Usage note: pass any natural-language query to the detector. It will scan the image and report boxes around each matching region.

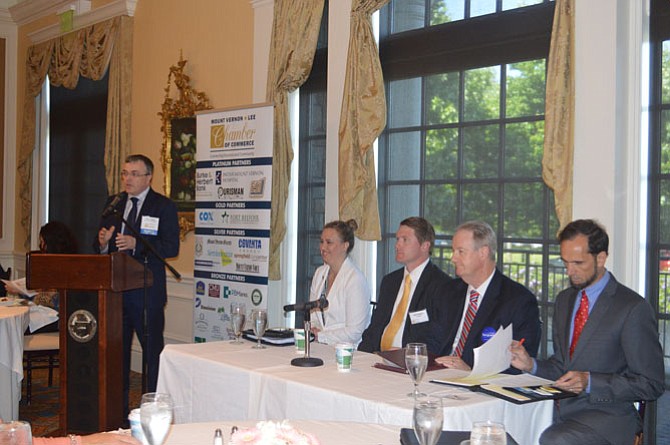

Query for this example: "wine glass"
[405,342,428,398]
[230,303,246,344]
[470,420,507,445]
[140,392,173,445]
[0,420,33,445]
[251,309,268,349]
[413,396,443,445]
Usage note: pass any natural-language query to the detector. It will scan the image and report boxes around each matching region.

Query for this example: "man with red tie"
[434,220,541,370]
[511,219,665,445]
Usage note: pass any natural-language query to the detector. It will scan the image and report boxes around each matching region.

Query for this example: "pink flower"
[230,428,262,444]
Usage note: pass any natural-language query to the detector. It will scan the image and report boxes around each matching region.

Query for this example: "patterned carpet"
[19,368,142,437]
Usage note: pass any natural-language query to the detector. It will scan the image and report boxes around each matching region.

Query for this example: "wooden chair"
[0,265,10,296]
[23,332,60,405]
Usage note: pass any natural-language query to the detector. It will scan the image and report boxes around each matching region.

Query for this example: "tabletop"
[157,340,552,444]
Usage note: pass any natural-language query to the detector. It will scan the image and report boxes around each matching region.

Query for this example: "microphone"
[101,191,127,218]
[283,296,329,313]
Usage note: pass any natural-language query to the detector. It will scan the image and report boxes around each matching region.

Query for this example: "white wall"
[573,0,647,291]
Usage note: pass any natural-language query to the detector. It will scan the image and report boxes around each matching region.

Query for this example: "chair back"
[0,264,11,296]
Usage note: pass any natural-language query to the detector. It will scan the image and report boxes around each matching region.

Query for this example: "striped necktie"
[454,290,479,357]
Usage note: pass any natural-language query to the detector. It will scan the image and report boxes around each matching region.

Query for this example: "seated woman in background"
[308,219,371,346]
[4,221,78,333]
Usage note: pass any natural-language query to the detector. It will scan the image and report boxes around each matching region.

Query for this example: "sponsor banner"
[193,104,273,342]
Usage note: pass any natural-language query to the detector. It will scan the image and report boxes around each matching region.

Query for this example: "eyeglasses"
[121,171,151,178]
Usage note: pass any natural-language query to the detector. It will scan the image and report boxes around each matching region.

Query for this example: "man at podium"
[94,154,180,417]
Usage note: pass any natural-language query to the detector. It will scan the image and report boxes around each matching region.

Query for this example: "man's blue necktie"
[123,197,139,235]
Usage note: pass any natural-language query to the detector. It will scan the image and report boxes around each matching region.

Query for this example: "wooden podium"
[26,252,153,434]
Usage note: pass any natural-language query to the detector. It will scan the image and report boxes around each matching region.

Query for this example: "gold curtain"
[17,16,133,247]
[542,0,574,230]
[338,0,388,241]
[266,0,325,280]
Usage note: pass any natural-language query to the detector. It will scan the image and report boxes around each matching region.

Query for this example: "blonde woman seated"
[308,220,371,346]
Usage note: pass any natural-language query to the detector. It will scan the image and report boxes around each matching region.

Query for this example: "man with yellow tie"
[358,217,452,354]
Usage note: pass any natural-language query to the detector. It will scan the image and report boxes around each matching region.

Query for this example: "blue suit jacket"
[435,269,541,367]
[358,261,451,355]
[535,275,665,445]
[94,188,180,305]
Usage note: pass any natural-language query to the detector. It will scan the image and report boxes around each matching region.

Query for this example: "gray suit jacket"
[536,274,665,445]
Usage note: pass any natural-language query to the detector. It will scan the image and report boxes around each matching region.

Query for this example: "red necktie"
[569,290,589,358]
[454,290,479,357]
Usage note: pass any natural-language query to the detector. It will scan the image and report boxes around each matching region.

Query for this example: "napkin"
[29,304,59,333]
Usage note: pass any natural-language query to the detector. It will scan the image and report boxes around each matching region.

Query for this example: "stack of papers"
[428,324,576,404]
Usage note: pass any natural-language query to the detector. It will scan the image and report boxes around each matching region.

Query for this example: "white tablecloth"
[157,341,552,444]
[164,420,400,445]
[0,306,30,420]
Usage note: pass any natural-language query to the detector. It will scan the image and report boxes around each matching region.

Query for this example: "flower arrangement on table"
[230,421,320,445]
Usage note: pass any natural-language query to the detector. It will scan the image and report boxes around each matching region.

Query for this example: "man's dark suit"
[535,274,664,445]
[94,188,179,413]
[435,269,541,366]
[358,261,451,354]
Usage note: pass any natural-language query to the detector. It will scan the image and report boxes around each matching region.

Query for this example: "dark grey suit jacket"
[358,261,451,354]
[535,274,665,445]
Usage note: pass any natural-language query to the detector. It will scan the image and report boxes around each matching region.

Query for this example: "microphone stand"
[290,310,323,367]
[111,208,182,393]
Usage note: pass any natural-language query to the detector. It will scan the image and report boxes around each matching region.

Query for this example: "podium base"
[291,357,323,367]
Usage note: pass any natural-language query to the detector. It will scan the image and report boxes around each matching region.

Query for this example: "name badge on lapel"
[140,216,159,235]
[409,309,429,324]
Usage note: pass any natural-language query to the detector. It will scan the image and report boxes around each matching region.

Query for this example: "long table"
[156,341,553,445]
[0,305,30,420]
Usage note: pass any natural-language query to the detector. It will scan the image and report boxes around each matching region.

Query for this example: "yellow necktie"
[380,274,412,351]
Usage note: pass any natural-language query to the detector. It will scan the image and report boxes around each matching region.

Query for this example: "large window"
[377,0,561,357]
[296,8,328,315]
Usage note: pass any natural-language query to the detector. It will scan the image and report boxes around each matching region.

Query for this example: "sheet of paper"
[468,324,513,378]
[485,373,554,387]
[1,277,37,297]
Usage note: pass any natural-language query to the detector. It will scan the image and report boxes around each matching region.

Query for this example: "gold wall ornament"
[159,52,212,240]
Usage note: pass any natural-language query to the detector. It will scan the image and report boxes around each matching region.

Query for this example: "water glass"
[413,396,443,445]
[230,302,246,344]
[140,392,174,445]
[405,342,428,397]
[470,420,507,445]
[0,420,33,445]
[251,309,268,349]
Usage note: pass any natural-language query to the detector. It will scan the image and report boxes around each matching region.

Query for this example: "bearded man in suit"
[510,219,665,445]
[95,154,180,417]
